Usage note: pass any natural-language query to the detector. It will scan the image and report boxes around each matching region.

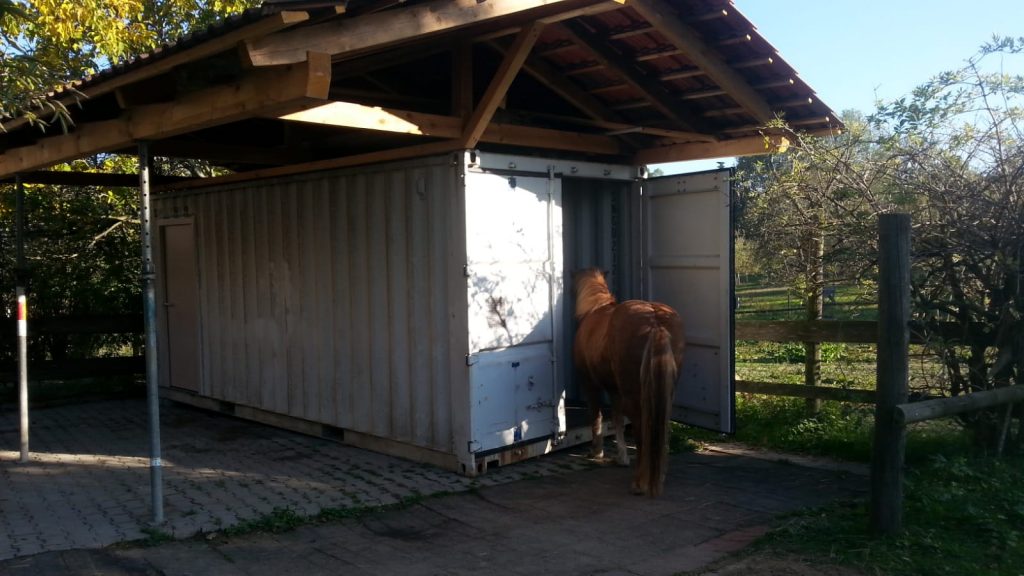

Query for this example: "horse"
[572,268,685,497]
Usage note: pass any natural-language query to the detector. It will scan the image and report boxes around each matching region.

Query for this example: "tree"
[737,37,1024,448]
[1,0,260,129]
[872,37,1024,448]
[0,1,259,364]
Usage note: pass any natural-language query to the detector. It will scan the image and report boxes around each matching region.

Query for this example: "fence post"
[15,175,29,463]
[871,213,911,535]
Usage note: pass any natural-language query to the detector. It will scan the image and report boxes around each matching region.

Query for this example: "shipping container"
[154,150,734,475]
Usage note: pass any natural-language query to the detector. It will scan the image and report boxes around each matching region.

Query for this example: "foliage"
[0,0,261,129]
[737,38,1024,449]
[757,456,1024,576]
[0,2,259,363]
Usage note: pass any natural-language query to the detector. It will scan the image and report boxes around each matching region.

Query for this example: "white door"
[465,170,565,453]
[642,169,735,433]
[159,220,201,392]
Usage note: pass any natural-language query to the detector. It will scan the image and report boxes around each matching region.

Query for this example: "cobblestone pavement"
[1,399,868,575]
[0,399,592,560]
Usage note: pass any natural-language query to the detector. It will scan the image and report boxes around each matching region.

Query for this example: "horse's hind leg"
[612,405,630,466]
[584,384,604,459]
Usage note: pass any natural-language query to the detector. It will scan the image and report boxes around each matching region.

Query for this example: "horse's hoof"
[630,483,648,496]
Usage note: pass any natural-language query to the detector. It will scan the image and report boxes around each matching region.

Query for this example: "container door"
[465,170,564,453]
[159,220,201,392]
[642,169,734,433]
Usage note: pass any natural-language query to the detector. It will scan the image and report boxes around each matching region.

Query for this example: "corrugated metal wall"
[155,155,466,452]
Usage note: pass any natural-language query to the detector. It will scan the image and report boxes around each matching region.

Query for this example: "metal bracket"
[466,354,479,366]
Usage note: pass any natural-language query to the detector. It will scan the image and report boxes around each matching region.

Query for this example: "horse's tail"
[638,324,678,497]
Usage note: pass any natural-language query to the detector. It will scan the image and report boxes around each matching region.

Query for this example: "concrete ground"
[1,399,867,575]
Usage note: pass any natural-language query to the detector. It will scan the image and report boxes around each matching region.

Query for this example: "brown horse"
[572,268,684,496]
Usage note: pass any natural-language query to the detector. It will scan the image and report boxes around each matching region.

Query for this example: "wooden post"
[870,213,911,536]
[804,227,825,414]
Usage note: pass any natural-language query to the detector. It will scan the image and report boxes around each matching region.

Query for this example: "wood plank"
[275,101,624,154]
[736,320,877,344]
[146,139,308,165]
[0,171,188,187]
[896,386,1024,425]
[736,380,876,404]
[461,22,545,148]
[0,55,332,178]
[245,0,612,66]
[158,141,461,192]
[634,134,789,163]
[559,19,706,132]
[2,10,312,133]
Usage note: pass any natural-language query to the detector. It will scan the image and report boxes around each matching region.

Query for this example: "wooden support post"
[804,228,825,414]
[870,213,911,536]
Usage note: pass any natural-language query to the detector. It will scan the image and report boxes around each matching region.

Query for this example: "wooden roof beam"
[559,20,706,132]
[2,10,313,133]
[273,101,624,155]
[625,0,774,123]
[461,22,544,148]
[0,171,189,187]
[635,133,790,164]
[244,0,622,67]
[0,54,332,178]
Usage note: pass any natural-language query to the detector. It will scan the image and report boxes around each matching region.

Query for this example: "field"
[676,283,1024,576]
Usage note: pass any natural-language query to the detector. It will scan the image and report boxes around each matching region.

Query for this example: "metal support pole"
[15,175,29,463]
[139,142,164,524]
[871,213,911,536]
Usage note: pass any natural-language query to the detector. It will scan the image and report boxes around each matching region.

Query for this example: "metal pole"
[15,175,29,463]
[139,142,164,524]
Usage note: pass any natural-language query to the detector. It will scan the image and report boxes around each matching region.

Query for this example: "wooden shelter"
[0,0,840,479]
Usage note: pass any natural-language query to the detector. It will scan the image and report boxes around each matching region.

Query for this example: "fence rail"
[0,314,144,382]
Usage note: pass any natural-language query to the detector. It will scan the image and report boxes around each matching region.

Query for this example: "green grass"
[757,456,1024,576]
[679,283,1019,575]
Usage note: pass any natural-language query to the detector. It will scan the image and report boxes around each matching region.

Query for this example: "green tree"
[1,0,259,364]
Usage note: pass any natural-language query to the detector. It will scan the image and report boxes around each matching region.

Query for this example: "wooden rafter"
[244,0,616,67]
[273,101,623,155]
[144,139,310,165]
[0,171,189,187]
[559,19,706,132]
[626,0,773,123]
[2,11,313,133]
[158,141,462,192]
[0,55,332,178]
[634,133,789,164]
[461,23,545,148]
[489,41,611,124]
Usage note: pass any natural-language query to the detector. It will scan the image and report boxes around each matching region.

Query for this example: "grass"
[756,456,1024,576]
[683,282,1022,575]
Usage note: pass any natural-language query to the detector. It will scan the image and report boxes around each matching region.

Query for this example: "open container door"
[642,169,735,433]
[464,166,565,454]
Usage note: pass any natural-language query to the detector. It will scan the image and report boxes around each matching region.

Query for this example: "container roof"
[0,0,841,185]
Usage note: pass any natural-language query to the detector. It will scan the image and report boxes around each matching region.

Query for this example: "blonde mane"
[574,268,617,320]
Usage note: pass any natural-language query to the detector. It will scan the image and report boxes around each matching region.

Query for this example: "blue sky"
[653,0,1023,173]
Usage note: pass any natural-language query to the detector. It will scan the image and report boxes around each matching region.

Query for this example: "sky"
[652,0,1023,174]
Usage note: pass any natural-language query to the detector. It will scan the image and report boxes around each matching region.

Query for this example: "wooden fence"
[735,215,1022,536]
[0,314,144,382]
